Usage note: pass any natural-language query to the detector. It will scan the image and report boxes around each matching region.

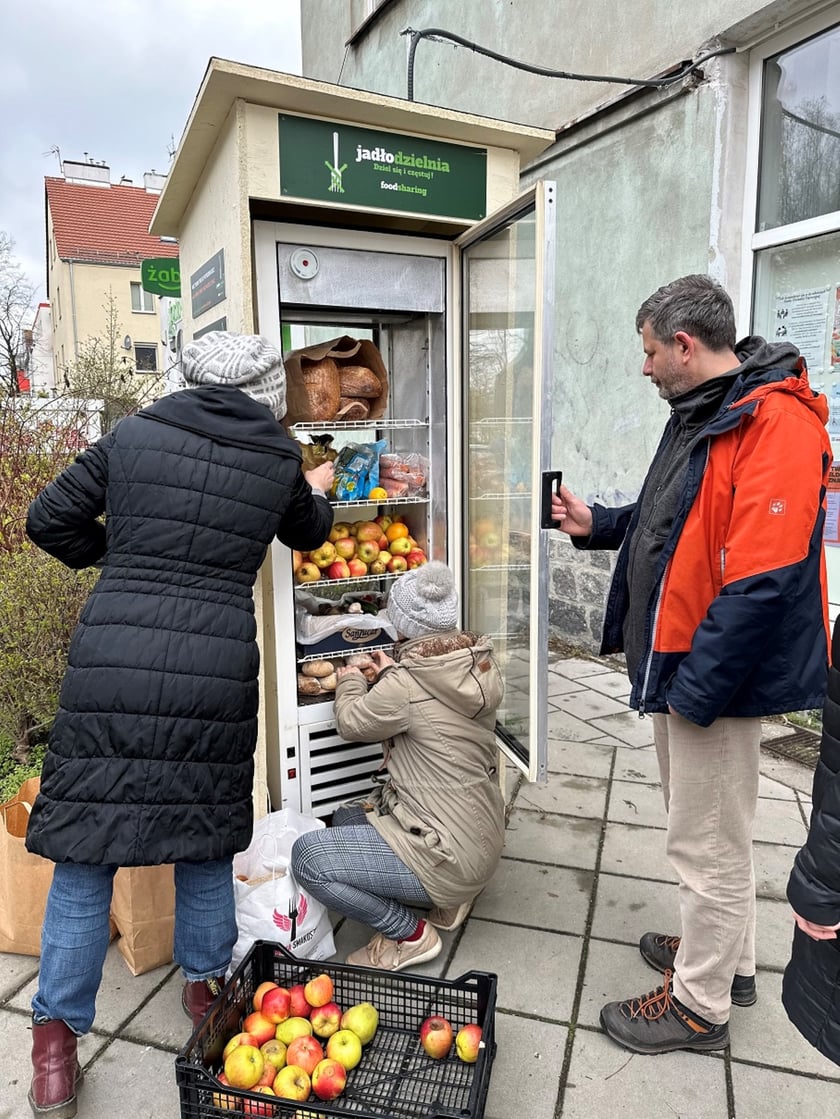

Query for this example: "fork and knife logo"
[273,893,308,941]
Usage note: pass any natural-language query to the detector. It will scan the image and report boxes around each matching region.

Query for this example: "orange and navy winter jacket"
[588,352,831,727]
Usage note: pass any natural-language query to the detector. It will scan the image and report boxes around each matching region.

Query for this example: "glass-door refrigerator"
[253,181,556,817]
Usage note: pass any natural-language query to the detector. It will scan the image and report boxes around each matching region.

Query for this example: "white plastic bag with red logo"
[230,806,335,973]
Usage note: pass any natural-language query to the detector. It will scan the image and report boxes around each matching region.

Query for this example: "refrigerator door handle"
[539,470,563,530]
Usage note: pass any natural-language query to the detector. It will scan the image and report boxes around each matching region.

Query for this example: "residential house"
[45,160,178,394]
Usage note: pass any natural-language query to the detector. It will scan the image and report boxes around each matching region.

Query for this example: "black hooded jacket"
[25,387,332,866]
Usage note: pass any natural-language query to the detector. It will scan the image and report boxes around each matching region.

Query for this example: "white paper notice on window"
[773,286,831,373]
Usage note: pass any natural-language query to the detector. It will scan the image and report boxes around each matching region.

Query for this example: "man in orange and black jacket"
[553,273,831,1057]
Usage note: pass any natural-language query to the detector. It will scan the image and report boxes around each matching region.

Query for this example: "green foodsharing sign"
[278,115,486,220]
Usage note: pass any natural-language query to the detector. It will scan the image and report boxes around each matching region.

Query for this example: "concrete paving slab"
[81,1037,181,1119]
[483,1011,567,1119]
[447,921,582,1022]
[759,752,816,794]
[562,1026,728,1118]
[546,674,588,697]
[502,808,601,870]
[472,858,592,936]
[553,690,630,721]
[755,897,798,971]
[0,954,38,1001]
[515,774,607,820]
[546,707,608,741]
[577,938,652,1028]
[552,658,612,679]
[546,737,613,777]
[119,967,198,1050]
[729,968,840,1078]
[607,778,667,828]
[600,821,676,883]
[589,711,656,747]
[730,1060,840,1113]
[758,774,798,800]
[612,745,661,784]
[753,795,808,846]
[579,670,632,699]
[591,875,679,944]
[753,839,796,900]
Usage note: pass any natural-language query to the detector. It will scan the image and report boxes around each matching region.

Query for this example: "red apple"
[310,542,337,568]
[224,1043,265,1089]
[355,521,382,542]
[243,1086,276,1116]
[257,1060,277,1088]
[385,554,408,573]
[356,540,380,564]
[288,984,312,1019]
[272,1064,311,1102]
[311,1058,347,1101]
[260,986,291,1025]
[419,1016,453,1059]
[295,562,321,584]
[310,1001,342,1039]
[347,557,368,577]
[377,534,390,551]
[455,1023,482,1062]
[326,559,351,580]
[286,1034,324,1075]
[253,981,279,1013]
[303,974,334,1008]
[242,1011,277,1046]
[406,549,427,569]
[211,1072,237,1111]
[374,514,393,530]
[223,1032,260,1061]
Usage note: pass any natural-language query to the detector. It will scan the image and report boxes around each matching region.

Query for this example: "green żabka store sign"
[278,115,487,220]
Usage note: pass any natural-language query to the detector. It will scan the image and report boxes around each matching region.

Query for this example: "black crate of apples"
[176,940,497,1119]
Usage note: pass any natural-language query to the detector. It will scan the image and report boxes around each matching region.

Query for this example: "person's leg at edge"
[32,862,117,1034]
[175,858,238,1026]
[666,712,761,1024]
[30,862,116,1117]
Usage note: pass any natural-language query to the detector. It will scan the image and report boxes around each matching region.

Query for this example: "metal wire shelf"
[292,418,427,431]
[297,642,396,664]
[331,495,428,508]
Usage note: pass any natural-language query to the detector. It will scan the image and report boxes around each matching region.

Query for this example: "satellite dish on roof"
[123,335,132,350]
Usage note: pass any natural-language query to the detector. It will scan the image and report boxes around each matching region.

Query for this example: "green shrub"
[0,544,96,757]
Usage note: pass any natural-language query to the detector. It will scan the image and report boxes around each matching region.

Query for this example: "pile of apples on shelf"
[211,972,379,1112]
[294,514,427,583]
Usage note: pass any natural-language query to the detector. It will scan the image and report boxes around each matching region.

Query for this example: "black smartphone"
[540,471,563,530]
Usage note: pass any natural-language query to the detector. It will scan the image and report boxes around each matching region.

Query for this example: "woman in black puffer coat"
[783,616,840,1066]
[24,332,333,1119]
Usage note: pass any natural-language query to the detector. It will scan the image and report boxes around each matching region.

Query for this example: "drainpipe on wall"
[68,259,79,360]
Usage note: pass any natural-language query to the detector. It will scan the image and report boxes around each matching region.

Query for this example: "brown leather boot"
[182,975,226,1029]
[29,1019,83,1119]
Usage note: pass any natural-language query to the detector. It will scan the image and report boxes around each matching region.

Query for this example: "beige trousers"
[652,711,761,1024]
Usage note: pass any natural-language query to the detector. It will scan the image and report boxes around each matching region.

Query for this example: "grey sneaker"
[639,932,757,1007]
[427,899,474,931]
[346,922,441,971]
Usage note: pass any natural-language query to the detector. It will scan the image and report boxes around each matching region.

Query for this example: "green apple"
[275,1016,314,1045]
[325,1028,362,1070]
[339,1002,379,1045]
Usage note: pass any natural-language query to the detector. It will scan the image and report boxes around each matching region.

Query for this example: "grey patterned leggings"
[290,805,434,940]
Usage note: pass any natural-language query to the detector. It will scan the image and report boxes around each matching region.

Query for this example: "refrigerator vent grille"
[300,719,382,819]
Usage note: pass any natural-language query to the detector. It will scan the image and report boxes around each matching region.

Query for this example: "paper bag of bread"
[283,336,389,425]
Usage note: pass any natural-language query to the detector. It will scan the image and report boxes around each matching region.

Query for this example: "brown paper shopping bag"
[0,777,54,956]
[111,865,175,976]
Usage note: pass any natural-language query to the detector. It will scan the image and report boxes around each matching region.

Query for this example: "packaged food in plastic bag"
[379,452,428,495]
[332,438,387,501]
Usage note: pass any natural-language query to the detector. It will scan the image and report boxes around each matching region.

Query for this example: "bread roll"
[319,672,338,691]
[297,674,322,696]
[339,365,381,399]
[302,660,334,678]
[301,357,341,421]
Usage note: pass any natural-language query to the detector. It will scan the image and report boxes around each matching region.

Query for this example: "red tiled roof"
[45,177,179,266]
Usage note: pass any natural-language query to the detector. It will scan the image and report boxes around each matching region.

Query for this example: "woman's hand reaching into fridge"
[371,649,396,673]
[305,461,335,494]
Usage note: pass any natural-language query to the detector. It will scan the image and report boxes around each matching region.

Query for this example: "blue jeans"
[32,859,237,1035]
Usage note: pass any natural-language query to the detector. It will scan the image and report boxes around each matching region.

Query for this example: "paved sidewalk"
[2,653,839,1118]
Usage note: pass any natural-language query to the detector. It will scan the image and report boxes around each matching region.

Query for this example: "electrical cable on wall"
[400,27,736,103]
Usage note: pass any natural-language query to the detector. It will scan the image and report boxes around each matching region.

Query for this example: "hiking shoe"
[346,922,441,972]
[427,899,474,931]
[600,971,730,1055]
[639,932,757,1007]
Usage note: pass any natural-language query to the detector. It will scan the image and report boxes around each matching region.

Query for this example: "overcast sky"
[1,0,303,299]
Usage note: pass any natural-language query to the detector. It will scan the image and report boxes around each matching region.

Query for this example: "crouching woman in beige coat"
[291,562,505,971]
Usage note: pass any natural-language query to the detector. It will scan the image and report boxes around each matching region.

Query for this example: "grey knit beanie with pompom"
[181,331,286,420]
[386,561,459,639]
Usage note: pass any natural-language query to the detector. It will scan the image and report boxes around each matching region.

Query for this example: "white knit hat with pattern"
[181,331,286,419]
[386,562,459,639]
